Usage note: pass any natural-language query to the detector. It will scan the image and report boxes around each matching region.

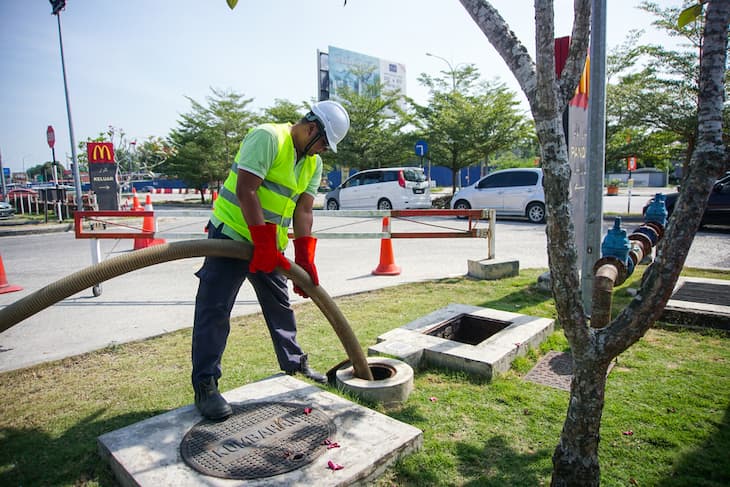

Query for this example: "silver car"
[450,168,546,223]
[0,201,15,219]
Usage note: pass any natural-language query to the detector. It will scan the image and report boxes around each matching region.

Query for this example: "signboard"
[565,42,590,267]
[87,142,119,210]
[627,156,637,172]
[324,46,407,111]
[2,168,9,178]
[415,140,428,157]
[87,142,115,163]
[47,126,55,149]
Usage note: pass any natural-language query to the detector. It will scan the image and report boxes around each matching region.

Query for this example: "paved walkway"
[1,186,725,374]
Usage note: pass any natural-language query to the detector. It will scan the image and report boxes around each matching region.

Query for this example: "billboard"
[319,46,406,103]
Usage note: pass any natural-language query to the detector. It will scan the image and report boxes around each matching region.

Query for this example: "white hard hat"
[310,100,350,153]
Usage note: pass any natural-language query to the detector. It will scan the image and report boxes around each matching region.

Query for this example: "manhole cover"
[180,401,336,480]
[524,351,615,391]
[524,351,573,391]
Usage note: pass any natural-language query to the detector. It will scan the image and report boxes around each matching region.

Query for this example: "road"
[1,200,728,374]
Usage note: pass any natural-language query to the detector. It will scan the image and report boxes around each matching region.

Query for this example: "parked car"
[642,173,730,227]
[325,167,431,210]
[0,201,15,219]
[450,168,546,223]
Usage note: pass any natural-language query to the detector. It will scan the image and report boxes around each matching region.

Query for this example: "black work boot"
[194,377,233,420]
[287,354,327,383]
[299,354,327,383]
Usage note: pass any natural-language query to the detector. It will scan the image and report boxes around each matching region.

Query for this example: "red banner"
[87,142,115,163]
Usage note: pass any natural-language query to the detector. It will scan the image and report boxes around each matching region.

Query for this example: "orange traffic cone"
[0,254,23,294]
[132,188,141,211]
[134,195,166,250]
[372,217,401,275]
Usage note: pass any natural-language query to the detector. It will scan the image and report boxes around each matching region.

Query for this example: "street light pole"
[51,1,83,210]
[426,52,457,91]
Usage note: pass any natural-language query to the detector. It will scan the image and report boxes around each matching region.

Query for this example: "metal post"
[0,149,7,202]
[582,0,607,314]
[55,11,83,210]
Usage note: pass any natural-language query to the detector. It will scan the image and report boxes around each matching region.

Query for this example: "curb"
[0,222,73,237]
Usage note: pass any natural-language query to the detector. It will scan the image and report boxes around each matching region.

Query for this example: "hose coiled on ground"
[0,239,373,380]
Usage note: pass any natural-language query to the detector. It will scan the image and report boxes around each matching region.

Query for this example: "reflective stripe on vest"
[212,123,318,250]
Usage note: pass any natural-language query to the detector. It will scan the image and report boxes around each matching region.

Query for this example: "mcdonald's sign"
[87,142,115,163]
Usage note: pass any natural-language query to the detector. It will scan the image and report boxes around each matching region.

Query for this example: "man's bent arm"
[293,193,315,238]
[237,169,265,227]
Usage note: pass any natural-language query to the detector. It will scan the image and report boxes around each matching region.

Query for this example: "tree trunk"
[458,1,729,486]
[551,359,609,487]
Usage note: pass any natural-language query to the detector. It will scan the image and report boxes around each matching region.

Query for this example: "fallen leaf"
[323,439,341,449]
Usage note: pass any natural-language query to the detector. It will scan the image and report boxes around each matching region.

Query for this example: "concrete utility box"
[369,304,554,380]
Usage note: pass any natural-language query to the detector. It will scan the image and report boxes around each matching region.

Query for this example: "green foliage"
[414,66,533,191]
[261,99,307,124]
[606,1,729,175]
[163,88,257,195]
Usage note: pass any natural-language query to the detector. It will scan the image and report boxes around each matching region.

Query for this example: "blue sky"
[0,0,679,174]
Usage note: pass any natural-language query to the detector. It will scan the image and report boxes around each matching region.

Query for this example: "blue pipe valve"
[645,193,668,226]
[601,217,630,266]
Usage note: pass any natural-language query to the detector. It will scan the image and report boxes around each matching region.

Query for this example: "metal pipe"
[0,239,374,381]
[591,263,619,328]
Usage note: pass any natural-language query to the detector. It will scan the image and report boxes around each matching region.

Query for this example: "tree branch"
[459,1,538,108]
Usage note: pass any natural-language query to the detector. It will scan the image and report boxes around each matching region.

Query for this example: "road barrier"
[73,207,497,294]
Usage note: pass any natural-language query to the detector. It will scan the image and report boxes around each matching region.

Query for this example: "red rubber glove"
[249,224,291,273]
[293,236,318,298]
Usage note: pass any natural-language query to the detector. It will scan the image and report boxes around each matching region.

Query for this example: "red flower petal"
[622,430,634,436]
[303,407,312,415]
[327,460,344,470]
[429,396,438,402]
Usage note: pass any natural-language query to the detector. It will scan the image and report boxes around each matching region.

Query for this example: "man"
[191,100,350,420]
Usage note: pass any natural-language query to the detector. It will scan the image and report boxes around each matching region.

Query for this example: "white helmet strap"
[302,112,327,155]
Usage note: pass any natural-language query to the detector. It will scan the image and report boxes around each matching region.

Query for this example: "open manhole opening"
[180,401,335,480]
[424,313,512,345]
[369,363,396,380]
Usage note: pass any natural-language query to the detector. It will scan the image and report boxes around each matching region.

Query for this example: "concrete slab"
[661,277,730,330]
[98,374,422,486]
[369,304,554,380]
[467,258,519,280]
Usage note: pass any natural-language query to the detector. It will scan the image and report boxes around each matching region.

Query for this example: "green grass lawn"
[0,267,728,486]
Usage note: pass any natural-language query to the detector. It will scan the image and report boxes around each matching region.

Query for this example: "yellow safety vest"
[212,123,319,250]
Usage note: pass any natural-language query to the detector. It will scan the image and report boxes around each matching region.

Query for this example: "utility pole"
[582,0,608,314]
[51,0,83,210]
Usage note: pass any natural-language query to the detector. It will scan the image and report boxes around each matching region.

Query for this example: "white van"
[325,167,431,210]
